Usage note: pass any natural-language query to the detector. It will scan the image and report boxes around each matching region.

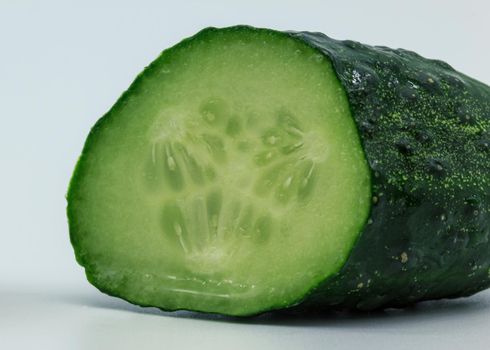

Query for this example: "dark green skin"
[287,31,490,311]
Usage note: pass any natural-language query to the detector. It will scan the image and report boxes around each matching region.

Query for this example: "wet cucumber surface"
[68,26,490,316]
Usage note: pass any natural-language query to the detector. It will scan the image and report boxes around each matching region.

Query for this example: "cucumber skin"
[287,31,490,311]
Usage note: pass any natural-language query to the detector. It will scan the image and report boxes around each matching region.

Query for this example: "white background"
[1,1,490,349]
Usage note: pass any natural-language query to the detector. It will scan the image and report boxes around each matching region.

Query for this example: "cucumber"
[67,26,490,316]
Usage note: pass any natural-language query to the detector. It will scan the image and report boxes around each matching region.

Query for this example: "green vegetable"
[67,26,490,316]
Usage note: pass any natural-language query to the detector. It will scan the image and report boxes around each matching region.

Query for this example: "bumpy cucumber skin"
[287,31,490,311]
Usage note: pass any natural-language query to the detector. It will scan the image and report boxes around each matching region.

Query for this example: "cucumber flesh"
[68,27,371,316]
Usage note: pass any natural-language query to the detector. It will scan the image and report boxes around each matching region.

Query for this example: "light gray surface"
[1,1,489,349]
[2,286,490,350]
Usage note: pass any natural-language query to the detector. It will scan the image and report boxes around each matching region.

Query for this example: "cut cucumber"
[68,26,490,316]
